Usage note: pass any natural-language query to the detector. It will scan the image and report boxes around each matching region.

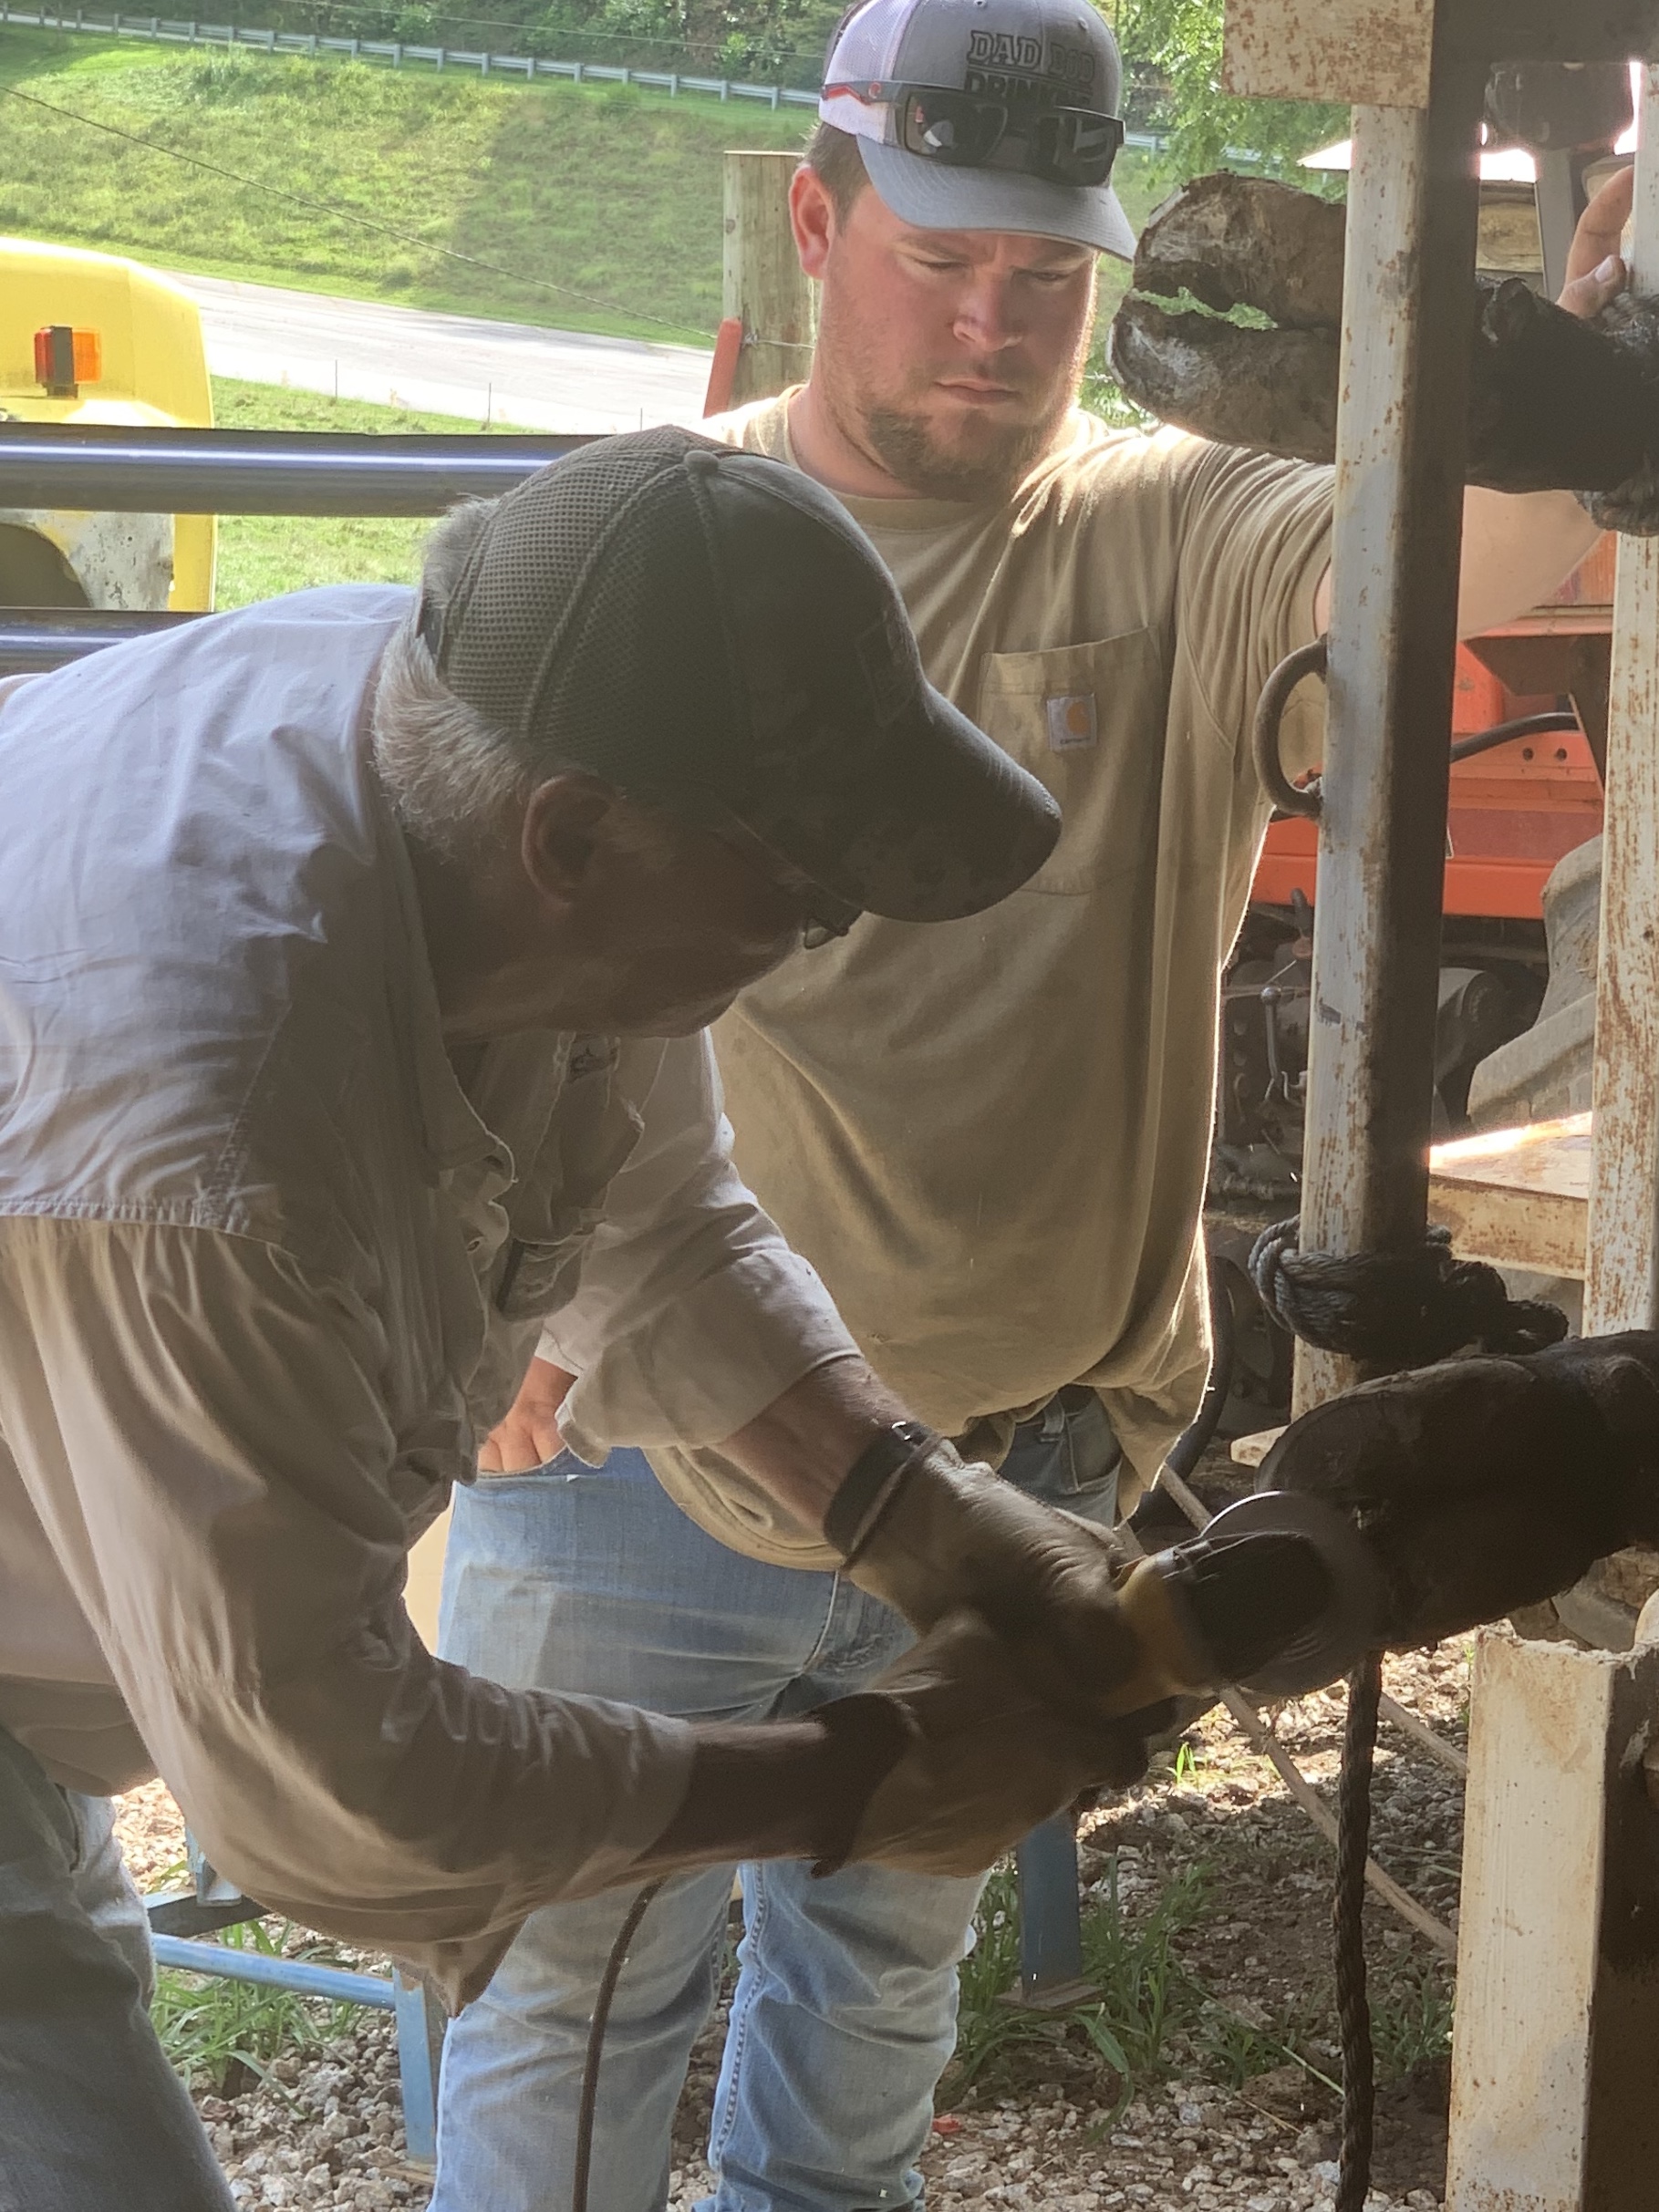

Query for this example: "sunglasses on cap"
[826,79,1125,189]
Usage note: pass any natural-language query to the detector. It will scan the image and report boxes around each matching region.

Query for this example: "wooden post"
[1444,63,1659,2212]
[721,150,814,411]
[1445,1631,1659,2210]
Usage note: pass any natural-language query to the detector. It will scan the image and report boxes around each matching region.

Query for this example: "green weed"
[150,1918,368,2096]
[948,1857,1209,2117]
[1369,1954,1454,2082]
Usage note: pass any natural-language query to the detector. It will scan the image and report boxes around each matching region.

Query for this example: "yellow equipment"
[0,236,214,611]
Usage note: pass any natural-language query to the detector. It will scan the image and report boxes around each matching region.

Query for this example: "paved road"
[171,271,716,434]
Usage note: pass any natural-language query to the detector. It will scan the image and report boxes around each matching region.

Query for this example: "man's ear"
[791,161,836,281]
[520,775,615,910]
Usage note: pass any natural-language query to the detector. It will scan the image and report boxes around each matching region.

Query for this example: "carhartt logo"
[1046,694,1097,752]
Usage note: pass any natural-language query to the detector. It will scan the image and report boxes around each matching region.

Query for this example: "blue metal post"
[1014,1815,1088,2004]
[394,1971,447,2167]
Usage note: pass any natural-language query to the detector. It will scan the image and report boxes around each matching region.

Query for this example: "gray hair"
[372,498,695,873]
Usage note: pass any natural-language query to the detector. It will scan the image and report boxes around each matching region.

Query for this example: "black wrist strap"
[824,1420,940,1564]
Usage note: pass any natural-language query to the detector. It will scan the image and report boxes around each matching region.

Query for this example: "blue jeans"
[431,1394,1119,2212]
[0,1725,234,2212]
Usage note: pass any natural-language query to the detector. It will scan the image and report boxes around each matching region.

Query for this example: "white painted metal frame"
[1446,67,1659,2212]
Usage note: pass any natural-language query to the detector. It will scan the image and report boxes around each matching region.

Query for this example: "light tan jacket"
[0,586,855,2002]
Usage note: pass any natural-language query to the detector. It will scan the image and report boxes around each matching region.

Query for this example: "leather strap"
[824,1420,940,1564]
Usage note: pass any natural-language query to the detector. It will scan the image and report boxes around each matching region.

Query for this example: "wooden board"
[1446,1629,1659,2211]
[1428,1112,1591,1277]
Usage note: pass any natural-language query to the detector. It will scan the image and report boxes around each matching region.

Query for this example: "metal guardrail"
[0,5,826,107]
[0,424,593,513]
[0,7,1176,140]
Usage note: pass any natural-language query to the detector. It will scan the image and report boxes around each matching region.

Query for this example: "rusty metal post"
[1291,50,1487,1414]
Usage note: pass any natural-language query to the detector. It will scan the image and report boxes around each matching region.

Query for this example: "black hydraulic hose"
[573,1878,665,2212]
[1165,1253,1238,1483]
[1447,710,1581,765]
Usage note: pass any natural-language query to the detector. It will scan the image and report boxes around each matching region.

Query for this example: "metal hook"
[1253,635,1329,820]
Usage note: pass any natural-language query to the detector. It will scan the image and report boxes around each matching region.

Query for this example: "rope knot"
[1248,1219,1568,1368]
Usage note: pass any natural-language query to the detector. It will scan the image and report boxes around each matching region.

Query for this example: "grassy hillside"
[209,377,503,605]
[0,26,1163,346]
[0,28,811,339]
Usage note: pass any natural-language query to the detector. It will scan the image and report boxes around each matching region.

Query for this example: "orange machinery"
[1253,538,1612,923]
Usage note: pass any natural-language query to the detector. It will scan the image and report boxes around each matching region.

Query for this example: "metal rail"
[150,1933,396,2009]
[0,426,596,514]
[0,609,197,672]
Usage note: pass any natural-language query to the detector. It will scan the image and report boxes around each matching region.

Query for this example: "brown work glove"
[1258,1331,1659,1647]
[842,1441,1142,1725]
[818,1609,1152,1879]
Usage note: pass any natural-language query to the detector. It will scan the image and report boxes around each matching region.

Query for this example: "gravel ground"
[115,1458,1471,2212]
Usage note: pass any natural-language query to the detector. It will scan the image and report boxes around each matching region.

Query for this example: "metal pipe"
[1293,52,1488,1414]
[150,1932,397,2009]
[0,609,198,673]
[0,427,596,514]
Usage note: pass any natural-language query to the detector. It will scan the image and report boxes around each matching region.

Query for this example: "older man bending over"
[0,429,1150,2212]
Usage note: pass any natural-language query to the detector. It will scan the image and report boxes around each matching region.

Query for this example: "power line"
[0,79,716,345]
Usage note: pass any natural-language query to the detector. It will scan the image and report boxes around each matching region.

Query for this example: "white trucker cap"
[821,0,1137,260]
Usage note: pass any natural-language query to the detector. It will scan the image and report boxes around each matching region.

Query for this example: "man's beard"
[818,314,1091,501]
[857,391,1070,501]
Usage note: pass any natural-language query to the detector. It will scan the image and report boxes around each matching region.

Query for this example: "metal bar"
[0,427,596,515]
[1293,56,1487,1414]
[150,1933,397,2009]
[1585,69,1659,1339]
[1446,3,1659,66]
[394,1971,447,2166]
[1013,1814,1089,2003]
[0,610,198,674]
[145,1886,267,1938]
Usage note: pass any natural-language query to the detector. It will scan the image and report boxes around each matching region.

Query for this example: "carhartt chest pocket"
[977,629,1166,894]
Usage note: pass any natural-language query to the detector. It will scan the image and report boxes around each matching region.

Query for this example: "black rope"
[572,1878,664,2212]
[1333,1655,1382,2212]
[1248,1219,1567,1369]
[1246,1220,1532,2210]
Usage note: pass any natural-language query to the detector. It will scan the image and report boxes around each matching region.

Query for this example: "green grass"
[0,28,812,340]
[210,374,499,605]
[151,1917,369,2097]
[948,1852,1449,2121]
[0,26,1165,353]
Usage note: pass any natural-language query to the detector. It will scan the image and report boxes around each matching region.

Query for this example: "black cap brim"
[734,675,1062,924]
[698,453,1063,922]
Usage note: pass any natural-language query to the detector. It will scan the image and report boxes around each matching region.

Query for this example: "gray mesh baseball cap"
[417,428,1061,925]
[822,0,1136,259]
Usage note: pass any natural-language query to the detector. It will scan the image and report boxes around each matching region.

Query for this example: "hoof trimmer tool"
[1098,1492,1387,1716]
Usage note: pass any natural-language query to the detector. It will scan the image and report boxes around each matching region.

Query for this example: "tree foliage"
[1104,0,1348,182]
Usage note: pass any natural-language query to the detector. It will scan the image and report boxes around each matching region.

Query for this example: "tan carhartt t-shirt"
[649,399,1332,1566]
